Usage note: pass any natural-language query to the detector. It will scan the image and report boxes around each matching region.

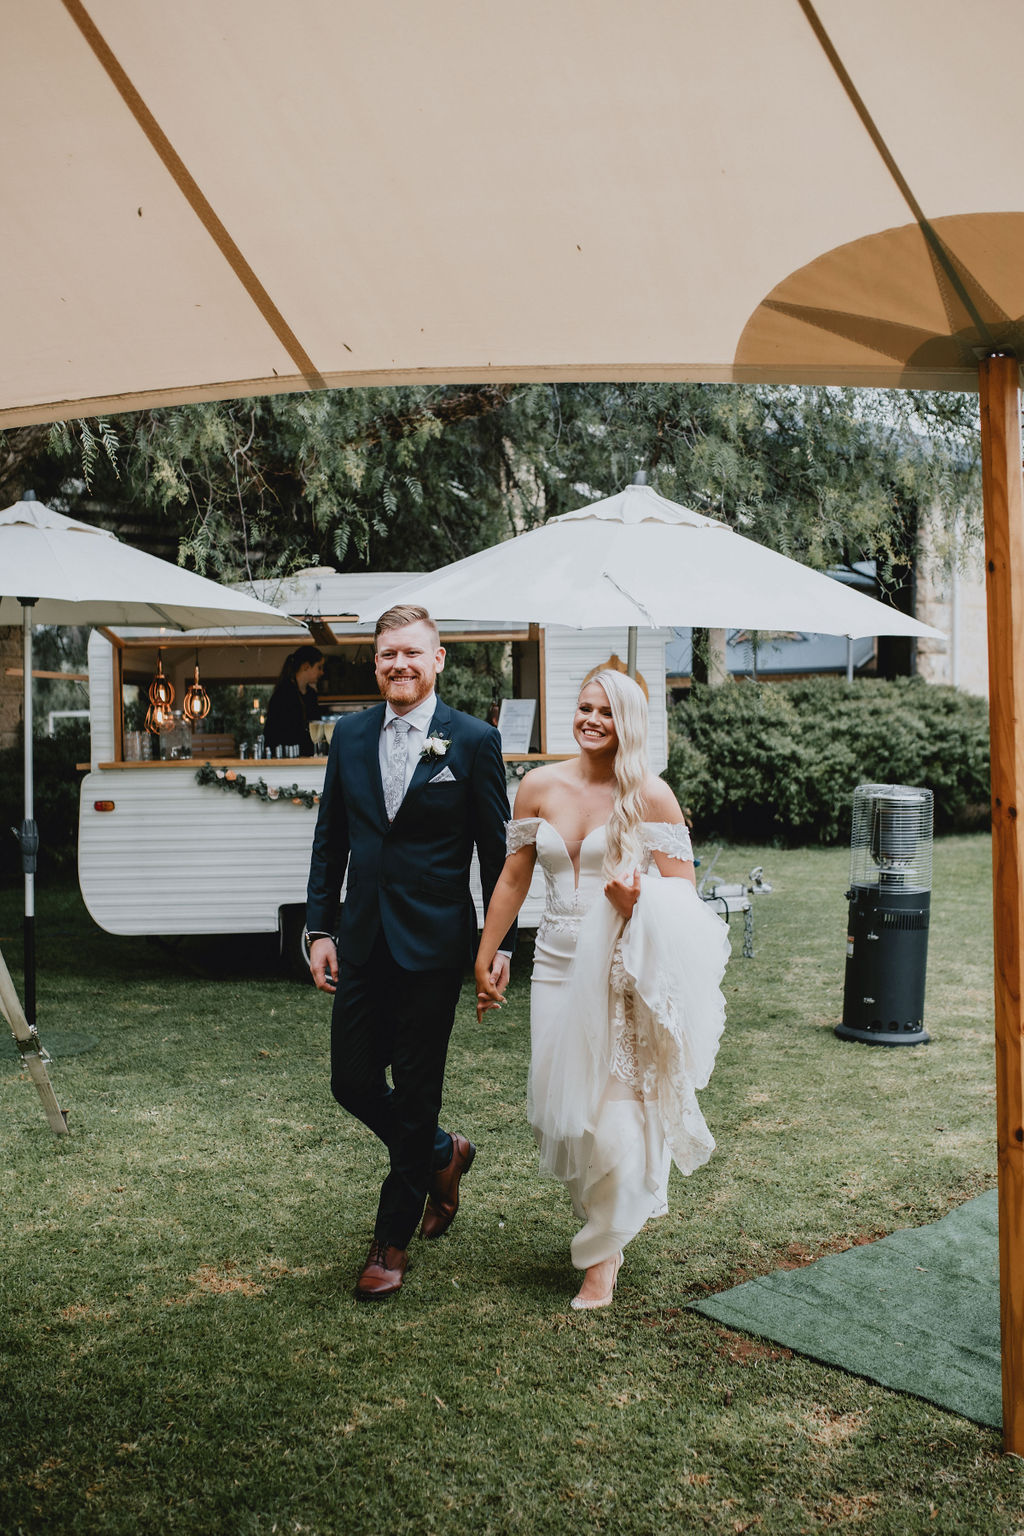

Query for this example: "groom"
[305,604,513,1299]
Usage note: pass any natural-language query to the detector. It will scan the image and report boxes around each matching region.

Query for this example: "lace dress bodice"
[507,817,695,1093]
[505,817,692,926]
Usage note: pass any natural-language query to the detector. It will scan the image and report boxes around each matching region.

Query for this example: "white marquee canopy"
[4,0,1024,426]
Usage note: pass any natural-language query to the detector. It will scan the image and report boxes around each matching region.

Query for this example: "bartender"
[264,645,324,755]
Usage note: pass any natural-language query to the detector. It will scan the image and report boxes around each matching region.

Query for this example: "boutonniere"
[421,734,452,762]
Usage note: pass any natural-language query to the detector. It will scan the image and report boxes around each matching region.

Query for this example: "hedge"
[0,723,90,886]
[663,677,990,845]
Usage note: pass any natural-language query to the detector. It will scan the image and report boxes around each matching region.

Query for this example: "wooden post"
[979,352,1024,1454]
[0,944,68,1136]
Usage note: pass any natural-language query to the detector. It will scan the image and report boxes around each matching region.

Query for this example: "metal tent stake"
[0,944,67,1136]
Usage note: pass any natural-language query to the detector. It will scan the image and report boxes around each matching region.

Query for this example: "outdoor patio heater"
[835,784,933,1046]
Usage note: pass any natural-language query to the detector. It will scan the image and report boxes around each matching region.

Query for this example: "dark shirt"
[264,682,318,754]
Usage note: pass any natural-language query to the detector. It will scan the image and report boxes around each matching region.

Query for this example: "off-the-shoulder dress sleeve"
[643,820,694,862]
[506,817,543,855]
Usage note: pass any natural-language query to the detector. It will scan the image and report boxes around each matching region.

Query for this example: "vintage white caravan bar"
[78,571,671,971]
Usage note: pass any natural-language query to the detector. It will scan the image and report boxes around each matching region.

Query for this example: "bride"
[475,670,730,1310]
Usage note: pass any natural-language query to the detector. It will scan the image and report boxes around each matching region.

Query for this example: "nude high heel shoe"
[570,1252,623,1311]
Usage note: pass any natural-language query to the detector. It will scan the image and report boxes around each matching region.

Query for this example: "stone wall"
[915,509,989,698]
[0,625,24,749]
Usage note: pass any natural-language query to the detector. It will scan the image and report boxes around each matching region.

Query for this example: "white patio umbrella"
[362,482,942,669]
[0,492,300,1034]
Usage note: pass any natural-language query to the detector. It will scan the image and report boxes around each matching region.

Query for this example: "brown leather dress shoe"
[420,1132,476,1240]
[354,1239,408,1300]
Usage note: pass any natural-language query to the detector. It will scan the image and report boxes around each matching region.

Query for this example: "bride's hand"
[475,956,506,1022]
[604,870,641,919]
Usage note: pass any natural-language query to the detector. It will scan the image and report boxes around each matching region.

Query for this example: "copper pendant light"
[182,655,211,723]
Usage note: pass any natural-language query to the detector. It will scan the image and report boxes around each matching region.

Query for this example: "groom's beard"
[379,673,435,709]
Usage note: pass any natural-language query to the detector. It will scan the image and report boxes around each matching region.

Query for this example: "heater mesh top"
[849,784,933,893]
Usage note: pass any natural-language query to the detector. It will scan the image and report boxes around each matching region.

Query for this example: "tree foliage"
[0,383,982,588]
[511,384,981,593]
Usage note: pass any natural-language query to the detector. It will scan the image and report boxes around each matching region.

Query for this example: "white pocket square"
[428,766,456,783]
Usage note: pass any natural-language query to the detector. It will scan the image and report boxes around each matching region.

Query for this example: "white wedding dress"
[507,818,730,1270]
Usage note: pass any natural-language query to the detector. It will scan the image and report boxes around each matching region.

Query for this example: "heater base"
[834,1023,930,1048]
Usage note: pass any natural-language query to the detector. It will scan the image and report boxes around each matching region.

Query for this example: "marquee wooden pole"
[979,352,1024,1455]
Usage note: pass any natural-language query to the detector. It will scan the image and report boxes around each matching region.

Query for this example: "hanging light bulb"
[144,653,176,734]
[144,698,176,735]
[182,655,211,723]
[148,654,174,708]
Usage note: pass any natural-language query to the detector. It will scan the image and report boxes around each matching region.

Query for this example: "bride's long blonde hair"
[584,670,649,876]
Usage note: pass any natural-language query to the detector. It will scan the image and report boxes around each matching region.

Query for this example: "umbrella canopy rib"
[798,0,996,349]
[60,0,325,392]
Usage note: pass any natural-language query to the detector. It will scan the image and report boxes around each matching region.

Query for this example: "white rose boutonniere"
[421,735,452,762]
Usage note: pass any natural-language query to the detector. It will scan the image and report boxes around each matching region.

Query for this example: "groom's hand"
[310,937,339,993]
[490,953,511,996]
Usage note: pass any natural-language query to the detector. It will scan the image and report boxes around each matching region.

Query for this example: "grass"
[0,835,1021,1535]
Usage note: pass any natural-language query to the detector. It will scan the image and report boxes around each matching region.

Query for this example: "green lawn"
[1,836,1021,1535]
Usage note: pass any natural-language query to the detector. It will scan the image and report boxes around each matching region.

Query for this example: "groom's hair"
[374,605,440,648]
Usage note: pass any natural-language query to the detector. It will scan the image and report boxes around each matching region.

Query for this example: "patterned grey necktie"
[383,718,412,821]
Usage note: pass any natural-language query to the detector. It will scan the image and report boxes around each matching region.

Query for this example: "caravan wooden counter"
[91,752,571,771]
[93,757,322,770]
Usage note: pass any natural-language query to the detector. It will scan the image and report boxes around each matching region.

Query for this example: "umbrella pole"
[626,626,637,679]
[18,600,38,1030]
[978,352,1024,1455]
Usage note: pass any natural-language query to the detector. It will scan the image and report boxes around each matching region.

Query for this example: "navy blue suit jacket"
[305,697,514,971]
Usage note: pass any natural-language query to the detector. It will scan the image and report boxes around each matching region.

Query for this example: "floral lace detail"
[505,817,542,856]
[643,821,693,863]
[537,910,583,943]
[608,944,641,1088]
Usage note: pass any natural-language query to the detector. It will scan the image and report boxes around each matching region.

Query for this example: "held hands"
[475,952,510,1023]
[309,936,339,993]
[604,869,641,920]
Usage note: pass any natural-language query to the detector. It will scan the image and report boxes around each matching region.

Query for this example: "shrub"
[0,721,91,886]
[664,677,990,845]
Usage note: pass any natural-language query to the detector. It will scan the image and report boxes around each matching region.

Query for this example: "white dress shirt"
[378,691,438,806]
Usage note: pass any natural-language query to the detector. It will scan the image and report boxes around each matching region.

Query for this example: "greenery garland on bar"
[194,762,320,809]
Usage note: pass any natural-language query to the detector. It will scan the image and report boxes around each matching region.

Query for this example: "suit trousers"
[330,931,464,1248]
